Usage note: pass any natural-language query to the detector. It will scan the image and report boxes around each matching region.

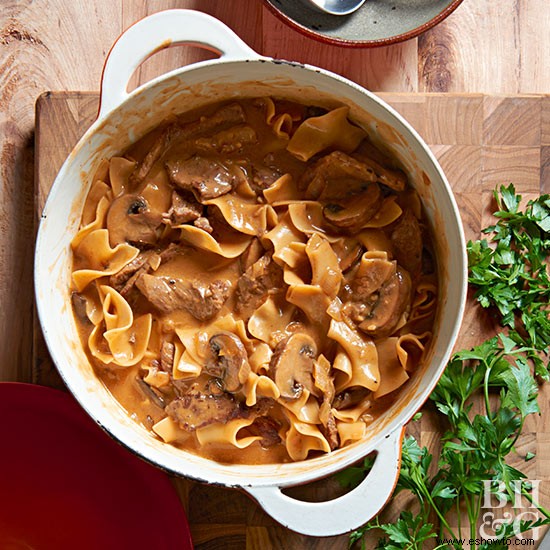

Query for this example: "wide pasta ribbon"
[247,295,295,344]
[244,372,280,407]
[196,417,262,449]
[328,319,380,392]
[373,337,409,399]
[284,411,331,461]
[262,173,301,205]
[204,195,271,236]
[179,225,252,258]
[336,420,367,447]
[72,229,139,292]
[88,285,152,367]
[109,157,136,196]
[287,106,366,162]
[152,416,190,444]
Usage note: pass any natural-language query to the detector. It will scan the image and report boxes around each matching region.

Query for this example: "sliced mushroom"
[106,194,162,247]
[331,238,363,273]
[323,183,382,233]
[205,332,251,393]
[136,377,166,409]
[333,386,371,410]
[269,333,318,400]
[71,292,90,325]
[358,268,412,338]
[352,254,396,301]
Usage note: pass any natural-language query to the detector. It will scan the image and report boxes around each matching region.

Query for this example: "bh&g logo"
[480,480,542,541]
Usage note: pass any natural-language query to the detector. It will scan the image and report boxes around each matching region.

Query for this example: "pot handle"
[244,426,404,537]
[99,9,260,118]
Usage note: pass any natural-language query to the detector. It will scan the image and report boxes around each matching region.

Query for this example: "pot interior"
[36,58,466,487]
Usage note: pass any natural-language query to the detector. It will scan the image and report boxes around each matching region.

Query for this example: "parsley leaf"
[344,185,550,550]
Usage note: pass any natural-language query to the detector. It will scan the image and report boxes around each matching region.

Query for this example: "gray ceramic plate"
[263,0,464,47]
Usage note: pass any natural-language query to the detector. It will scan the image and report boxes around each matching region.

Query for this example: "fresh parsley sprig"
[340,185,550,549]
[467,184,549,379]
[340,337,548,549]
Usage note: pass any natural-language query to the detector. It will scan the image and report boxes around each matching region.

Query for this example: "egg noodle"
[70,97,437,464]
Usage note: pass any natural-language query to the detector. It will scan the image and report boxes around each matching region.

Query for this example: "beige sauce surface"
[71,97,438,464]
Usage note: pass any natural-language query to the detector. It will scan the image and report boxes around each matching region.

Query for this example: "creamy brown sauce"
[71,97,438,464]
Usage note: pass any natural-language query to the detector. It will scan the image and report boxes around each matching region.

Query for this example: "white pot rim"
[35,9,467,537]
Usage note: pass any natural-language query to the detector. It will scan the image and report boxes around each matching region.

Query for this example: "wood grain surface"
[1,0,549,547]
[34,91,550,549]
[1,0,549,381]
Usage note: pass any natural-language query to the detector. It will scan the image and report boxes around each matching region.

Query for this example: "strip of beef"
[235,254,284,318]
[299,151,378,200]
[321,411,339,451]
[166,156,240,201]
[249,163,282,194]
[110,250,158,290]
[193,216,213,234]
[166,389,244,431]
[129,126,179,188]
[158,242,185,264]
[162,190,202,226]
[111,244,186,297]
[248,416,281,448]
[165,383,274,432]
[390,209,423,276]
[130,103,246,186]
[136,274,230,321]
[194,124,257,155]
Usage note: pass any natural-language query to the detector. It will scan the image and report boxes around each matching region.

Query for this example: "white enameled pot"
[35,10,467,536]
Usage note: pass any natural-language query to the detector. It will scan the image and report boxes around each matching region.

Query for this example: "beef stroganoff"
[71,98,437,464]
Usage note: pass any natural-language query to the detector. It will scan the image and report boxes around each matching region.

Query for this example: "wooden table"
[2,1,550,548]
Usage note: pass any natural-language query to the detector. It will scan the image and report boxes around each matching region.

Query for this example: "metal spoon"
[305,0,367,16]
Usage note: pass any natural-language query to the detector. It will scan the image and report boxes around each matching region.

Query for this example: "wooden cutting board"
[34,92,550,549]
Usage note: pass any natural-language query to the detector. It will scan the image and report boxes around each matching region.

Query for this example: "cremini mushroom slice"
[331,238,364,273]
[352,252,396,300]
[358,268,412,338]
[106,194,162,247]
[136,377,166,409]
[205,332,251,393]
[269,333,318,399]
[323,183,382,234]
[333,386,371,410]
